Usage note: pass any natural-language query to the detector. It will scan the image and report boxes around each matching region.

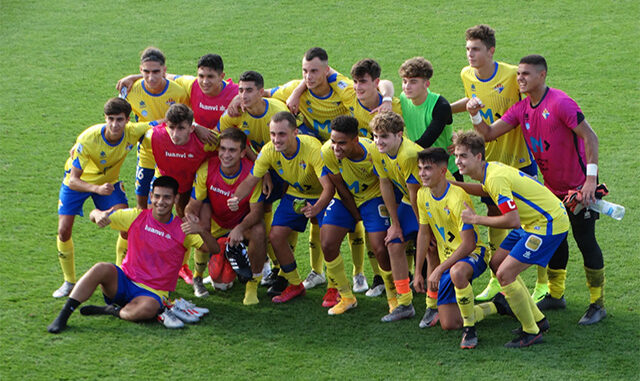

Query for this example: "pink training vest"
[206,156,254,229]
[121,209,189,292]
[191,79,239,129]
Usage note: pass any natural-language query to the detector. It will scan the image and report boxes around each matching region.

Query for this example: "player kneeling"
[413,148,512,349]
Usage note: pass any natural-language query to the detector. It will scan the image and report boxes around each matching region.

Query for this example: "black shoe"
[460,326,478,349]
[80,304,120,316]
[266,276,288,297]
[492,292,514,317]
[578,303,606,325]
[511,317,550,335]
[504,331,543,348]
[536,293,566,310]
[260,268,280,287]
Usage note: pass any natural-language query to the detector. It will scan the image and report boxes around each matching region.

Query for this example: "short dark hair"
[398,57,433,80]
[104,97,132,116]
[220,127,247,150]
[152,175,179,195]
[465,24,496,49]
[165,104,193,126]
[304,47,328,62]
[239,70,264,89]
[454,130,485,160]
[330,115,359,138]
[520,54,548,73]
[141,47,165,65]
[197,54,224,73]
[370,110,404,134]
[351,59,381,81]
[418,147,449,166]
[271,111,298,129]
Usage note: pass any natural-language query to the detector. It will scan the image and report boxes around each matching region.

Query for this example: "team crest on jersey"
[307,107,313,113]
[276,160,283,175]
[470,84,476,92]
[444,206,450,215]
[525,122,531,130]
[126,143,134,151]
[100,160,106,164]
[76,144,83,154]
[299,160,307,170]
[166,98,176,106]
[493,84,504,93]
[139,101,146,107]
[100,151,106,157]
[542,108,550,119]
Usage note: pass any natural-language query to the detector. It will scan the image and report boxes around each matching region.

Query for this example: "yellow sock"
[455,284,476,327]
[379,268,396,300]
[395,278,413,306]
[182,246,191,266]
[473,302,497,323]
[584,266,605,306]
[326,256,353,299]
[397,290,413,306]
[547,268,567,299]
[194,249,209,278]
[115,235,127,266]
[502,281,539,334]
[348,221,365,276]
[283,267,302,286]
[57,237,75,283]
[365,236,381,276]
[288,231,298,253]
[516,275,544,322]
[264,209,279,267]
[243,276,261,305]
[309,224,323,274]
[405,240,415,274]
[426,296,438,309]
[488,226,508,252]
[537,265,549,284]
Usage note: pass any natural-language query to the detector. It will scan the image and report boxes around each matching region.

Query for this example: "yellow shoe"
[387,297,398,313]
[243,280,259,306]
[475,277,501,302]
[328,296,357,315]
[531,282,549,303]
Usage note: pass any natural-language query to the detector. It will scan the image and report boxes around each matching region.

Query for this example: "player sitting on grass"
[54,98,150,299]
[414,147,512,349]
[48,176,218,333]
[185,128,267,304]
[453,131,569,348]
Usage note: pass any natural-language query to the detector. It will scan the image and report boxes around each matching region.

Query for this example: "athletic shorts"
[388,201,419,244]
[58,182,127,216]
[104,264,163,309]
[322,197,390,233]
[264,169,286,204]
[135,165,155,196]
[481,161,538,206]
[437,247,488,306]
[500,228,568,267]
[272,193,326,232]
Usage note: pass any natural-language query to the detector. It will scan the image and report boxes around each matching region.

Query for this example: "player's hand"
[466,97,484,116]
[581,176,597,206]
[68,143,77,158]
[370,99,392,114]
[286,93,301,115]
[227,195,240,211]
[460,202,477,224]
[301,202,318,218]
[194,123,219,146]
[181,214,203,235]
[115,75,137,94]
[262,172,273,199]
[447,132,457,154]
[413,273,426,293]
[428,266,443,292]
[95,183,115,196]
[227,227,244,247]
[384,223,404,245]
[226,96,243,117]
[91,207,113,228]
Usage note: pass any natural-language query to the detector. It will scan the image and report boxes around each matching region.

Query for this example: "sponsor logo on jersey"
[199,102,220,111]
[542,108,550,119]
[166,98,176,106]
[165,152,187,158]
[144,224,167,238]
[493,83,504,93]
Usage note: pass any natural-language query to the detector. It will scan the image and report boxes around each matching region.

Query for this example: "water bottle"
[588,199,625,220]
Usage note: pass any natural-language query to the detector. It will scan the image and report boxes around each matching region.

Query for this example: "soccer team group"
[48,25,608,349]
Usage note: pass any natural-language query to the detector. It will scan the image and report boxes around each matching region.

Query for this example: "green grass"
[1,0,639,379]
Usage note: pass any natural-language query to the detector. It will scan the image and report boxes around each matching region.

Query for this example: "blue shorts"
[264,169,286,204]
[297,123,321,139]
[481,162,538,206]
[104,264,163,309]
[500,228,568,267]
[437,247,488,306]
[272,193,326,232]
[58,182,128,216]
[388,201,419,244]
[135,165,155,196]
[322,197,390,233]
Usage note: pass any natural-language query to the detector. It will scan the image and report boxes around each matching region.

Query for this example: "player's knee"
[269,227,288,244]
[495,268,514,286]
[449,264,470,287]
[440,315,463,330]
[58,225,73,241]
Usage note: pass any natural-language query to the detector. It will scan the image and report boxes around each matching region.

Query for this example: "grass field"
[1,0,639,379]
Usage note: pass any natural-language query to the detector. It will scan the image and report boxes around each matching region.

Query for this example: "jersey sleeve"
[183,233,204,250]
[138,129,154,168]
[109,208,142,231]
[129,121,153,141]
[269,80,300,103]
[173,76,195,93]
[452,189,475,231]
[320,142,339,174]
[217,112,242,131]
[328,72,355,105]
[249,178,265,203]
[370,149,387,179]
[309,143,325,178]
[251,146,272,178]
[555,94,581,129]
[485,171,518,215]
[193,161,209,201]
[417,188,431,225]
[500,101,523,127]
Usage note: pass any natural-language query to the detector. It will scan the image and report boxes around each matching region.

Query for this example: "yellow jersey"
[125,79,189,122]
[370,138,422,204]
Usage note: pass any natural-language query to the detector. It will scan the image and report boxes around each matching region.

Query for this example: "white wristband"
[470,113,482,125]
[586,163,598,177]
[382,96,392,103]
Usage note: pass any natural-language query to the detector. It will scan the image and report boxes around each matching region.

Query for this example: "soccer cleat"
[261,268,280,287]
[418,307,439,328]
[512,317,550,335]
[365,275,385,297]
[321,288,339,308]
[157,308,184,329]
[504,331,543,348]
[203,276,213,285]
[261,261,271,280]
[381,303,415,322]
[302,270,326,290]
[213,281,234,291]
[193,276,210,298]
[387,297,398,314]
[225,242,253,283]
[531,283,550,303]
[578,303,606,325]
[328,296,357,315]
[475,277,501,302]
[267,275,288,297]
[352,273,369,293]
[174,298,208,316]
[178,264,194,285]
[243,280,259,306]
[460,326,478,349]
[52,281,75,298]
[272,283,306,303]
[536,294,566,310]
[170,304,200,323]
[492,292,514,317]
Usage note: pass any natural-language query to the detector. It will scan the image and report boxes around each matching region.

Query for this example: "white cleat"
[52,281,75,298]
[302,271,326,290]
